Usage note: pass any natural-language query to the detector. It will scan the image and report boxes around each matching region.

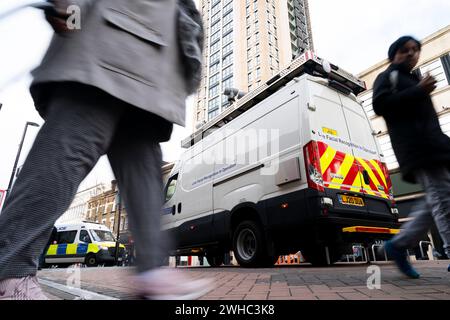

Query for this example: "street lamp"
[114,190,123,266]
[4,121,40,202]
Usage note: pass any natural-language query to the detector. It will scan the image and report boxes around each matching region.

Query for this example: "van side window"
[79,230,91,243]
[165,174,178,202]
[56,231,78,244]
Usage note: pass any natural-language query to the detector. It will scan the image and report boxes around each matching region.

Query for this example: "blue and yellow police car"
[44,222,126,267]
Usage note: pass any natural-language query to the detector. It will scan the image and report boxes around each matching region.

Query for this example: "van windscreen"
[90,230,115,242]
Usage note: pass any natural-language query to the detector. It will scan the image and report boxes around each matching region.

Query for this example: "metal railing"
[371,243,388,262]
[343,244,369,263]
[282,240,437,266]
[419,241,434,260]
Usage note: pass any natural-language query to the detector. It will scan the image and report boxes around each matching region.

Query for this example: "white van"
[44,221,125,267]
[162,52,400,267]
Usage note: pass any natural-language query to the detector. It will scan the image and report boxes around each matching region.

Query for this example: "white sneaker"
[0,276,49,300]
[134,268,214,300]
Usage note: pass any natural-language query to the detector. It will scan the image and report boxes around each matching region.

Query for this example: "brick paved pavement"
[37,260,450,300]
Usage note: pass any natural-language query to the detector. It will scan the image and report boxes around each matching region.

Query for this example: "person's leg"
[386,167,450,277]
[419,166,450,260]
[107,109,213,299]
[385,170,435,278]
[38,246,48,270]
[385,201,429,278]
[107,109,173,273]
[0,84,124,282]
[391,199,434,249]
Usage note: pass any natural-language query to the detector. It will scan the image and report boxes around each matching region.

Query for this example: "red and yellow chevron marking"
[317,141,391,199]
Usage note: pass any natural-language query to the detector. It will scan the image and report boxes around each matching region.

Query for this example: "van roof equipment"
[182,51,367,149]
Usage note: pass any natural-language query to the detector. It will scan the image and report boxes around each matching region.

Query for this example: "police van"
[44,221,126,267]
[163,52,400,267]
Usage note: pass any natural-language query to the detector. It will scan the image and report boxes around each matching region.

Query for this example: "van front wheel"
[233,220,268,268]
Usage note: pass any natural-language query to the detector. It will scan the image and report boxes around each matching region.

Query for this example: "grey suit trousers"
[0,83,173,279]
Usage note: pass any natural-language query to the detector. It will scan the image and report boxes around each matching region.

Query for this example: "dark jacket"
[373,63,450,183]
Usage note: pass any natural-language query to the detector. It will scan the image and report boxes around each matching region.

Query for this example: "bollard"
[419,241,434,260]
[371,243,388,262]
[352,244,368,263]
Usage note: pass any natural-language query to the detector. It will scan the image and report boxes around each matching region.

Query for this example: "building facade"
[358,25,450,256]
[56,161,175,238]
[84,161,175,240]
[56,184,107,224]
[85,180,129,237]
[193,0,314,130]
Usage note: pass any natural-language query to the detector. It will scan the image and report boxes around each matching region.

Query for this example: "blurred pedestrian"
[0,0,212,300]
[373,36,450,278]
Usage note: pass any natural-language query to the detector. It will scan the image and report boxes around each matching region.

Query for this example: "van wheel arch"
[232,220,276,267]
[229,204,265,239]
[229,206,275,267]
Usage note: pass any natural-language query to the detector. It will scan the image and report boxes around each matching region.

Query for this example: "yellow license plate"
[338,195,365,207]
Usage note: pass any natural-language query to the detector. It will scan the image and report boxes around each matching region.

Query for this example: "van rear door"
[307,80,392,216]
[308,81,363,197]
[338,93,393,215]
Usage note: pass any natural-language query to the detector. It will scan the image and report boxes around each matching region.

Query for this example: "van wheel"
[233,220,269,268]
[206,255,224,267]
[85,254,98,267]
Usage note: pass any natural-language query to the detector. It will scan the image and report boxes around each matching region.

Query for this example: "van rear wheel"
[233,220,269,268]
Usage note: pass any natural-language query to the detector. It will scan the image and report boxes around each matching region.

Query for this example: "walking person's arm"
[373,72,437,116]
[44,0,72,33]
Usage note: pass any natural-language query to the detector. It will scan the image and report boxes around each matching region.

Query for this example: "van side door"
[162,173,180,244]
[175,142,214,248]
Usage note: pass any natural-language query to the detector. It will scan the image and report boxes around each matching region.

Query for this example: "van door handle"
[362,170,370,185]
[177,203,182,214]
[171,205,176,215]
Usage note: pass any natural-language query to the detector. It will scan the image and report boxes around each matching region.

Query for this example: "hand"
[418,73,437,94]
[45,0,72,34]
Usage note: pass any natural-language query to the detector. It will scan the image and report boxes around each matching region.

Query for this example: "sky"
[0,0,449,195]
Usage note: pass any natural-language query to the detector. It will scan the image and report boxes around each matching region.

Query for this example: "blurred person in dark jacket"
[0,0,212,300]
[373,36,450,278]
